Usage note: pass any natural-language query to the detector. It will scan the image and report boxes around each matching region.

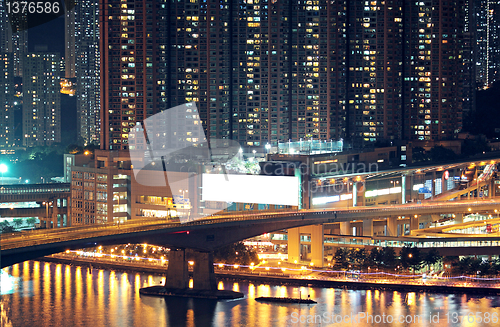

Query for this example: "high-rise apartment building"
[0,53,14,147]
[66,0,101,145]
[462,0,477,115]
[346,1,404,145]
[22,53,61,147]
[76,0,101,145]
[0,3,28,77]
[65,7,76,79]
[474,0,500,88]
[100,0,466,150]
[403,0,465,141]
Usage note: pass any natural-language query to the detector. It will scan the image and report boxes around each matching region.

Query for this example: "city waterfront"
[2,261,500,326]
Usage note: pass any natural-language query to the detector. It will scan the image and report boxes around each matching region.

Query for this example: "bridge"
[0,183,70,202]
[2,199,500,290]
[0,183,70,227]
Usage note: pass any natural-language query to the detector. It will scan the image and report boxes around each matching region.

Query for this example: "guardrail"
[3,200,500,251]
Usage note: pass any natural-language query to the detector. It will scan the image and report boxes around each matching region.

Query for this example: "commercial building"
[69,150,197,225]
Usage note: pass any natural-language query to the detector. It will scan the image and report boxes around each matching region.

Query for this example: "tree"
[399,246,412,270]
[26,217,37,226]
[412,147,430,163]
[429,146,456,162]
[380,247,397,269]
[423,248,442,272]
[409,248,423,272]
[351,248,369,269]
[13,218,24,229]
[367,247,382,267]
[333,248,349,269]
[400,245,423,272]
[0,221,15,233]
[213,242,258,265]
[462,138,490,157]
[65,144,83,155]
[453,257,482,275]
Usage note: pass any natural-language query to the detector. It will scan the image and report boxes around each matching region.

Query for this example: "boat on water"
[255,296,316,304]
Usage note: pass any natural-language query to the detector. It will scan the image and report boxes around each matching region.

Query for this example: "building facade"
[0,53,14,147]
[69,150,194,225]
[474,0,500,88]
[65,0,101,145]
[100,0,466,151]
[0,2,28,77]
[22,53,61,147]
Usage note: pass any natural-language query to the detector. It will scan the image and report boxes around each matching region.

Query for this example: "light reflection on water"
[1,261,500,326]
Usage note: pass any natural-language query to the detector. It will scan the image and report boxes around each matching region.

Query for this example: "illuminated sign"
[340,193,353,201]
[202,174,300,206]
[312,195,340,205]
[365,187,402,198]
[443,170,449,180]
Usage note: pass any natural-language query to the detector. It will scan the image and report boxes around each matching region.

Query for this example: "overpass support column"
[310,225,324,267]
[410,215,419,231]
[432,171,437,199]
[339,222,349,235]
[401,175,406,204]
[454,213,463,224]
[66,197,71,226]
[52,200,59,228]
[352,182,358,207]
[490,179,494,199]
[362,219,373,237]
[192,251,216,291]
[287,228,301,264]
[166,249,189,289]
[387,217,397,236]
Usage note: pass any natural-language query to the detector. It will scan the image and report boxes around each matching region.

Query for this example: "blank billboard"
[202,174,300,206]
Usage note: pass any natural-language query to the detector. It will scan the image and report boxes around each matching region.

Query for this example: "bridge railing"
[3,200,500,250]
[0,183,70,195]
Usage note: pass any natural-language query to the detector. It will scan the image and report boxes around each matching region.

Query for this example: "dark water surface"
[2,261,500,326]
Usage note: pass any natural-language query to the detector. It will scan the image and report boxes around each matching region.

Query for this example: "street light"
[179,189,188,200]
[252,149,256,158]
[265,143,271,154]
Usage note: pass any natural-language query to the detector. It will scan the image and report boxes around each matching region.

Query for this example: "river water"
[1,261,500,326]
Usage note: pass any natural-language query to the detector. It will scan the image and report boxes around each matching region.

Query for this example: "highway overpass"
[2,199,500,268]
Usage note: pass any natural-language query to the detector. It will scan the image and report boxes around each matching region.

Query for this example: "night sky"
[28,14,65,54]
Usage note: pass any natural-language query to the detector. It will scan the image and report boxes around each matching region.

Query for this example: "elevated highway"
[2,199,500,268]
[0,183,70,203]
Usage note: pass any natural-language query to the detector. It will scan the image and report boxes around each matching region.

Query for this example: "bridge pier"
[192,251,217,291]
[339,221,350,235]
[410,215,419,231]
[386,217,398,237]
[454,213,463,224]
[362,219,373,237]
[52,202,59,228]
[166,249,217,291]
[166,249,189,289]
[287,225,324,267]
[287,227,301,264]
[310,225,324,267]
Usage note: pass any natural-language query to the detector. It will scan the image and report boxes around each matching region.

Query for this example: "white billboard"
[202,174,300,206]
